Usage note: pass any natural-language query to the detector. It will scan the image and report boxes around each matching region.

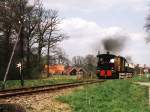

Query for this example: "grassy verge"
[131,74,150,82]
[0,75,78,90]
[57,80,150,112]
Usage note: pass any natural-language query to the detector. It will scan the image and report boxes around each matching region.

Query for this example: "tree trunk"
[47,31,52,77]
[38,46,42,64]
[26,35,30,70]
[4,28,11,68]
[47,43,50,77]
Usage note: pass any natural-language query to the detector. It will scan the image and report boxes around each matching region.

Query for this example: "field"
[57,79,150,112]
[0,75,78,90]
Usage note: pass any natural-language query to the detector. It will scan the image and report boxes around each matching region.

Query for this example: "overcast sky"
[40,0,150,65]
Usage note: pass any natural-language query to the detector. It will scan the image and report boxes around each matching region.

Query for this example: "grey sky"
[38,0,150,65]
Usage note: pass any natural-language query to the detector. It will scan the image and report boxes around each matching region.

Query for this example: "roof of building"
[64,66,86,74]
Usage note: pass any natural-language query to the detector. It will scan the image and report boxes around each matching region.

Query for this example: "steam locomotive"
[96,51,134,79]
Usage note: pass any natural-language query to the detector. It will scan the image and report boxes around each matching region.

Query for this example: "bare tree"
[72,56,84,67]
[50,47,70,65]
[24,2,40,70]
[44,10,67,77]
[36,7,51,64]
[83,54,97,74]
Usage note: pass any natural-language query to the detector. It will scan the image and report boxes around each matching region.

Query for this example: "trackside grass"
[57,80,150,112]
[131,75,150,82]
[0,75,78,90]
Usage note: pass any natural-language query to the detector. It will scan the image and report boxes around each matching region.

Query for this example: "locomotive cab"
[96,52,133,79]
[96,52,116,79]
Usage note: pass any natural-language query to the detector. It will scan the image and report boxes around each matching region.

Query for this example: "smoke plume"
[125,56,133,63]
[102,35,127,53]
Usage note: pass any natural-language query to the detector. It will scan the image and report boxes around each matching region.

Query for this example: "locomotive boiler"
[96,51,134,79]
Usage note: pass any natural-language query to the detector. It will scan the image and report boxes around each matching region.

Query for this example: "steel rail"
[0,80,98,93]
[0,80,104,98]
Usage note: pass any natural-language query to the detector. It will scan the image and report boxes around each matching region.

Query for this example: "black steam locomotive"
[96,52,134,79]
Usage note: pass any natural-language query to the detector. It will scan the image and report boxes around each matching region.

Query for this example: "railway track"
[0,80,104,98]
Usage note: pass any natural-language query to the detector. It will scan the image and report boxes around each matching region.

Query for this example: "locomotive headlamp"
[110,59,115,63]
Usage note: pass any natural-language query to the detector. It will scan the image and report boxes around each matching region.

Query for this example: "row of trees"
[0,0,67,80]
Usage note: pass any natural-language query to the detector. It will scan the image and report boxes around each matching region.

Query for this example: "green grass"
[57,80,150,112]
[0,75,78,90]
[131,74,150,82]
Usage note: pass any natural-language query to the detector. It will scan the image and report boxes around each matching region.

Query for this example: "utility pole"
[1,25,23,89]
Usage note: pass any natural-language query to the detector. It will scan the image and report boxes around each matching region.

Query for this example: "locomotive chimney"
[98,51,100,55]
[106,51,110,54]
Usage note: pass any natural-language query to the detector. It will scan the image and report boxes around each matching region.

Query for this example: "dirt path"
[0,86,83,112]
